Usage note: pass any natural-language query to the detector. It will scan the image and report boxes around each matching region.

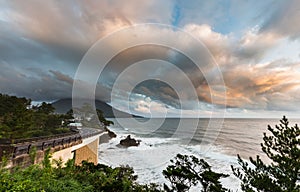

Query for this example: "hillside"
[52,98,139,118]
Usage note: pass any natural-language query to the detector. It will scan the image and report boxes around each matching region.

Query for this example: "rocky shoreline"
[99,128,117,144]
[99,129,141,147]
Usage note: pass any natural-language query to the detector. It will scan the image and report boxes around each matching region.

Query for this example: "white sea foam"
[99,130,242,191]
[98,118,279,191]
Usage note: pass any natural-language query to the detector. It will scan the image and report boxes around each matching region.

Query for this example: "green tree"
[96,109,114,127]
[32,102,55,114]
[0,156,161,192]
[232,116,300,191]
[0,94,72,139]
[0,94,31,116]
[0,94,33,138]
[163,154,229,192]
[73,103,114,128]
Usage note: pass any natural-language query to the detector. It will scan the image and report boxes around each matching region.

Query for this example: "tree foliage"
[72,104,114,129]
[0,154,160,192]
[0,94,115,139]
[163,154,229,192]
[96,109,114,127]
[0,94,73,139]
[232,116,300,191]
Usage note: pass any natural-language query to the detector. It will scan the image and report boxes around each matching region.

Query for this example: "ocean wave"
[98,130,241,191]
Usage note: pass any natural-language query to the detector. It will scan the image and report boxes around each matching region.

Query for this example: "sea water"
[98,118,298,191]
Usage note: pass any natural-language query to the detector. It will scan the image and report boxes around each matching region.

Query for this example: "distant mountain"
[52,98,140,118]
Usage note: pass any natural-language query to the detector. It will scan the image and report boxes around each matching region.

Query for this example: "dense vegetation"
[0,94,114,140]
[0,150,225,192]
[0,149,160,192]
[71,103,114,128]
[0,94,73,139]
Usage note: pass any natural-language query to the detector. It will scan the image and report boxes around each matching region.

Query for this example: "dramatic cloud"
[0,62,72,100]
[177,23,300,113]
[0,0,299,117]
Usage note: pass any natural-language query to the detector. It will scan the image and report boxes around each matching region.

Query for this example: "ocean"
[98,118,298,191]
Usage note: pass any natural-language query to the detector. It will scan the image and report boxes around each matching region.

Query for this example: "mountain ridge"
[52,98,140,118]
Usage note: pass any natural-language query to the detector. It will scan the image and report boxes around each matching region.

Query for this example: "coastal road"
[79,127,105,139]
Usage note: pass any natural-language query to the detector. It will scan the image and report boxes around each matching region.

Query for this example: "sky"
[0,0,300,118]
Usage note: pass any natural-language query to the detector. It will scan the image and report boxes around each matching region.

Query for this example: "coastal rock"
[106,128,117,138]
[99,128,117,144]
[120,135,140,147]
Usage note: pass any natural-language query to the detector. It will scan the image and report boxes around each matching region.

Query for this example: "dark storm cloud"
[0,0,299,116]
[0,0,138,68]
[98,44,206,90]
[0,0,133,100]
[96,43,213,110]
[0,62,72,100]
[131,80,180,109]
[49,70,74,85]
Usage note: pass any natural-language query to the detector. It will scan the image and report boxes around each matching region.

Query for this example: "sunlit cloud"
[0,0,299,117]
